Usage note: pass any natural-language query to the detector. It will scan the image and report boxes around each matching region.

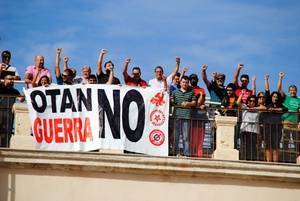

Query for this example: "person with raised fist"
[123,58,148,87]
[96,48,120,85]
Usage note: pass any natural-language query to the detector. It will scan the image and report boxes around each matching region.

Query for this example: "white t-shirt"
[149,74,173,92]
[4,65,20,77]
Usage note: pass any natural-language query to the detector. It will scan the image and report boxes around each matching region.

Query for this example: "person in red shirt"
[232,64,256,103]
[123,58,148,87]
[189,74,207,157]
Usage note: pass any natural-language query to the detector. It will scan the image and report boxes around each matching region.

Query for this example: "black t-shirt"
[97,73,120,85]
[0,84,20,108]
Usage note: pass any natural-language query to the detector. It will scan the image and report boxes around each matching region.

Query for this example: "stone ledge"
[0,149,299,183]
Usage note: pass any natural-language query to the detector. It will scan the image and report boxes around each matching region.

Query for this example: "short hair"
[240,74,249,80]
[175,72,181,77]
[82,65,91,72]
[289,85,297,91]
[1,50,11,57]
[104,60,114,68]
[181,75,189,81]
[216,73,226,80]
[89,74,97,80]
[189,74,198,81]
[154,66,163,73]
[226,83,236,91]
[132,67,141,73]
[64,68,74,76]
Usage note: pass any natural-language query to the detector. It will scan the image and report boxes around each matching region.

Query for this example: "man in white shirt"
[148,57,180,92]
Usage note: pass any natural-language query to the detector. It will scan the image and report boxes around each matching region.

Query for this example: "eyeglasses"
[62,74,70,77]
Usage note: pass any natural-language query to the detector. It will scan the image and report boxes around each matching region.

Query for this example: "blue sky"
[1,0,299,94]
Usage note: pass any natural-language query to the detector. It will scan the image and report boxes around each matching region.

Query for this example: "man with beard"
[97,49,120,85]
[55,48,74,85]
[201,64,226,105]
[232,64,256,104]
[123,58,148,87]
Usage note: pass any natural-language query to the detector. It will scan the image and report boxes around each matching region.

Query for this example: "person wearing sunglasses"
[123,58,148,87]
[232,64,256,104]
[239,95,260,161]
[201,64,226,106]
[55,48,74,85]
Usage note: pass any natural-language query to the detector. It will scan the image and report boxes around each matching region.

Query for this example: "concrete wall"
[1,149,300,201]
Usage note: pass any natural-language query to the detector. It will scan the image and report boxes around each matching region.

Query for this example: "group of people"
[0,49,299,163]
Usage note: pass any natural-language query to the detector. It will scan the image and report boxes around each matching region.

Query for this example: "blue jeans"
[174,119,190,156]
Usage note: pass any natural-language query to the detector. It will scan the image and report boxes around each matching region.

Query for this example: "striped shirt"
[171,88,196,118]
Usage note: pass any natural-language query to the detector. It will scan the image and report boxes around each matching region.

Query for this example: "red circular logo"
[149,129,165,146]
[150,110,165,126]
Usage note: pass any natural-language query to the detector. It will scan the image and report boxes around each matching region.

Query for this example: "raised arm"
[162,75,168,92]
[264,74,270,91]
[201,64,211,88]
[106,65,114,85]
[169,57,180,80]
[55,48,61,78]
[232,64,244,86]
[179,66,188,82]
[97,48,107,76]
[252,76,256,95]
[63,56,69,70]
[122,58,131,82]
[277,72,285,97]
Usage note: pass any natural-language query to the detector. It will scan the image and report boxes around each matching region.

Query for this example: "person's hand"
[64,56,69,63]
[0,63,6,70]
[176,56,180,64]
[238,63,244,69]
[125,58,131,63]
[212,72,217,79]
[181,101,187,107]
[279,72,285,79]
[56,48,61,55]
[264,74,269,80]
[182,66,188,73]
[252,76,256,82]
[101,48,107,55]
[200,104,206,110]
[201,64,208,71]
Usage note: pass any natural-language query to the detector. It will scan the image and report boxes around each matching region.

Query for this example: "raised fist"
[201,64,208,71]
[183,66,188,73]
[238,64,244,69]
[64,56,69,62]
[279,72,285,78]
[125,58,131,63]
[176,56,180,63]
[56,48,61,54]
[101,49,107,54]
[264,74,269,80]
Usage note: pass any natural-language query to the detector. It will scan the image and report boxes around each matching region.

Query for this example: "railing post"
[213,116,239,160]
[10,103,35,149]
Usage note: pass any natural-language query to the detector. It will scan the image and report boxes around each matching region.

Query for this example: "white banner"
[24,84,169,156]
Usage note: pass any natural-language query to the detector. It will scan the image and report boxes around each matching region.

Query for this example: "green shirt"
[282,96,300,123]
[171,88,196,118]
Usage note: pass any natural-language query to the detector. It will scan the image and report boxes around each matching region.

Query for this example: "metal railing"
[169,107,216,158]
[0,95,24,147]
[236,109,300,163]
